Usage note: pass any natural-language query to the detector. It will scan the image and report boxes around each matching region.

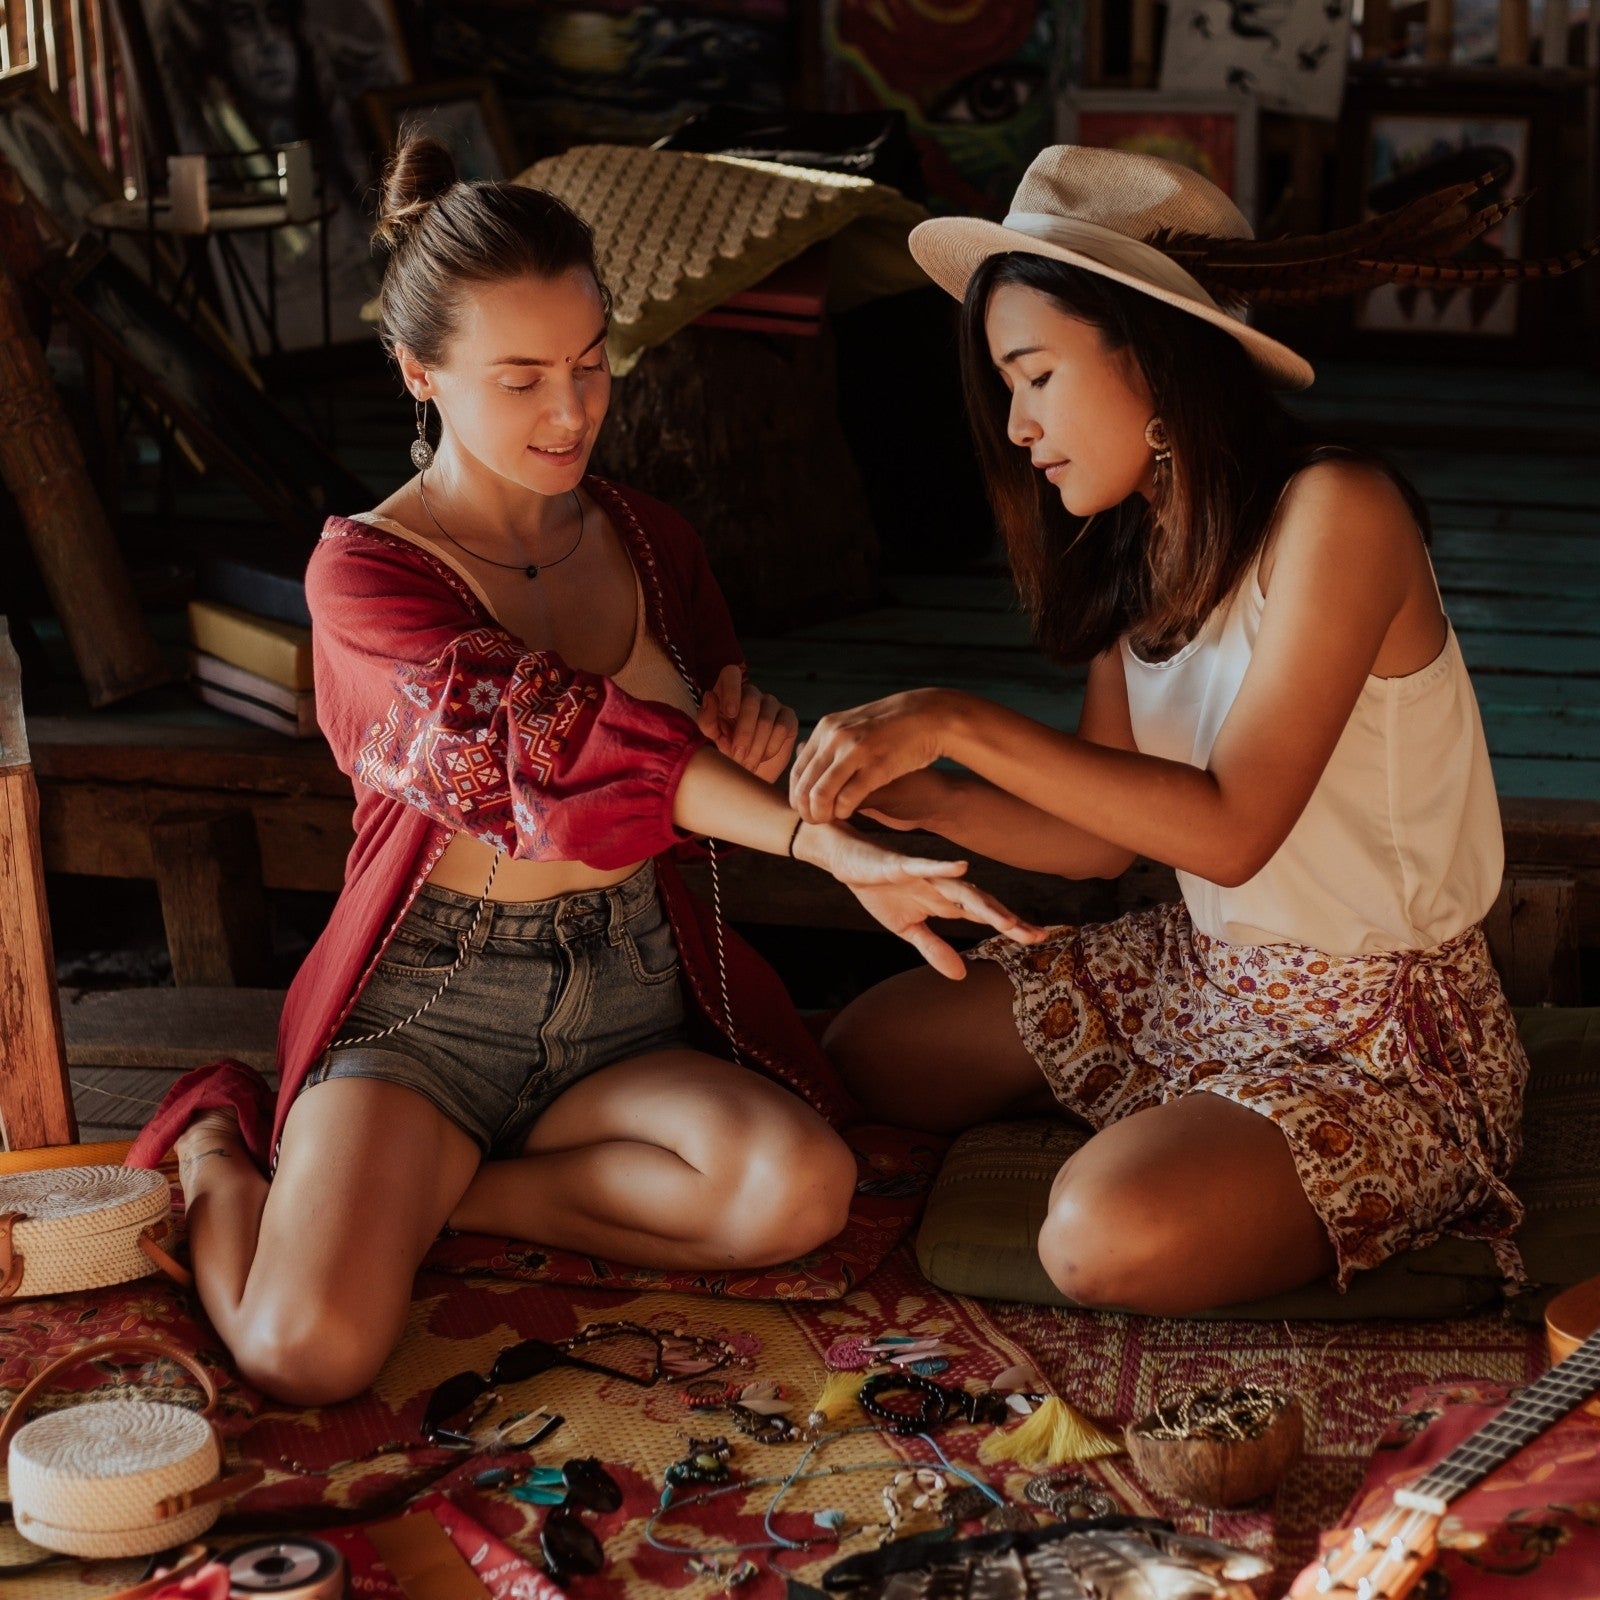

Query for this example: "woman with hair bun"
[129,136,1040,1404]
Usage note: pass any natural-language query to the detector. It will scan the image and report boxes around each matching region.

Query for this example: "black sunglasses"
[421,1337,653,1448]
[522,1457,624,1584]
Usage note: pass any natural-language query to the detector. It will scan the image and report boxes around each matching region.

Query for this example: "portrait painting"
[423,1,790,154]
[119,0,413,346]
[820,0,1077,215]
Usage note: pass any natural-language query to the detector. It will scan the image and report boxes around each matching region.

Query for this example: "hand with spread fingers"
[698,664,800,785]
[794,819,1043,981]
[789,689,954,823]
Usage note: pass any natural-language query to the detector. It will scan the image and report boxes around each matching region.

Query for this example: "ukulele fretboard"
[1412,1329,1600,1503]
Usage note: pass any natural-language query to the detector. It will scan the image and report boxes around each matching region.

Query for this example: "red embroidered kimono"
[274,477,852,1162]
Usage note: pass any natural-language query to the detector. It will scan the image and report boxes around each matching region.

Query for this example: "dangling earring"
[1144,416,1172,485]
[411,399,435,471]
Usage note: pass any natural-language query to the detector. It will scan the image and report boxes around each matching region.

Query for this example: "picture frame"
[0,67,123,249]
[1058,90,1258,226]
[109,0,415,348]
[46,236,371,533]
[363,77,520,183]
[1337,78,1557,361]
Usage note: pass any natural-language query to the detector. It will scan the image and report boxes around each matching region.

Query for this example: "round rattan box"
[1,1339,261,1558]
[0,1166,183,1299]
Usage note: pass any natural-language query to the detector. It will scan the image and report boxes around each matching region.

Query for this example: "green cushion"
[914,1007,1600,1319]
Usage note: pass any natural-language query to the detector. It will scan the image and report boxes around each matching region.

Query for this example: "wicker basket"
[0,1166,190,1299]
[1,1338,262,1558]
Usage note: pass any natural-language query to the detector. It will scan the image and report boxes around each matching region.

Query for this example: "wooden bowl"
[1125,1393,1303,1509]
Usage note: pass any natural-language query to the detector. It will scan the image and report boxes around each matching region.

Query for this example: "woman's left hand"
[789,690,952,823]
[699,664,800,785]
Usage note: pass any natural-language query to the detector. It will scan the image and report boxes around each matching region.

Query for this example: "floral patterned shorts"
[972,902,1529,1289]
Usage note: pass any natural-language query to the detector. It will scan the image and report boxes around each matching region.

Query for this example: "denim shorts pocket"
[375,922,461,978]
[623,906,681,986]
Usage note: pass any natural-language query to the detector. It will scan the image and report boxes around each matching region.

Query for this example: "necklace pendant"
[524,564,539,580]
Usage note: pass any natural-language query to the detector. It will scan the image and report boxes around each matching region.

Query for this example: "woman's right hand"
[794,822,1043,980]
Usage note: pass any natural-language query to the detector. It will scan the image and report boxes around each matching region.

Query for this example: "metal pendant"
[981,1503,1036,1533]
[410,437,435,471]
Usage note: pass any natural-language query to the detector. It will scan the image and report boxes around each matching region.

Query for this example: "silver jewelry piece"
[411,399,435,471]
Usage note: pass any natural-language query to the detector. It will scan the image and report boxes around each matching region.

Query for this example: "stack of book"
[188,597,316,738]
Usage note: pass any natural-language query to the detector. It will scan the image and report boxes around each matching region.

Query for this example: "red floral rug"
[421,1123,946,1300]
[999,1299,1549,1591]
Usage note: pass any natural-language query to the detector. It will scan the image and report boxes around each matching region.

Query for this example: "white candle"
[167,154,209,232]
[279,141,315,222]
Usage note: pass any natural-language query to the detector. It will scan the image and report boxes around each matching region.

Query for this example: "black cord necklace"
[418,471,585,580]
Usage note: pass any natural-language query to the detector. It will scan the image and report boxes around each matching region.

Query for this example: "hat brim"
[910,215,1315,392]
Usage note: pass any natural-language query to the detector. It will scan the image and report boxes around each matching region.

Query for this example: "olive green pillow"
[913,1007,1600,1319]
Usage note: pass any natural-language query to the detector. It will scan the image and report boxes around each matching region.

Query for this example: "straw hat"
[909,145,1315,391]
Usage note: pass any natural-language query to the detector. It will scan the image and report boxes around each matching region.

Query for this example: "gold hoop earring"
[411,398,435,471]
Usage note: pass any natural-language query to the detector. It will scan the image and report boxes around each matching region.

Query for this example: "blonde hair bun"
[374,135,459,250]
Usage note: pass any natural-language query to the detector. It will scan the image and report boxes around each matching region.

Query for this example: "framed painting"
[1338,79,1557,359]
[363,77,520,182]
[0,67,122,248]
[1058,90,1258,226]
[110,0,414,347]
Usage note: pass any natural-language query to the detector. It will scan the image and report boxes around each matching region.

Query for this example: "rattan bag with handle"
[0,1166,191,1299]
[1,1337,262,1557]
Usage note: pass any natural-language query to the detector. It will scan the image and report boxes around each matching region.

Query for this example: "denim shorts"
[304,861,689,1156]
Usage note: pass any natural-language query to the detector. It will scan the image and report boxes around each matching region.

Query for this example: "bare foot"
[174,1109,243,1203]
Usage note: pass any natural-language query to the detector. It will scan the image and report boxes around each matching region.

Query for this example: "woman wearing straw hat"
[795,145,1596,1314]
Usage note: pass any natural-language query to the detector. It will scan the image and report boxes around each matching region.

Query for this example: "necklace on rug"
[418,471,585,580]
[642,1426,1006,1564]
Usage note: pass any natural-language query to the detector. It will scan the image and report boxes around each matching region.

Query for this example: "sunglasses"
[421,1337,653,1449]
[515,1457,623,1584]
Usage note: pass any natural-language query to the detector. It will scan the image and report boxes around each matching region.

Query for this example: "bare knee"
[1036,1165,1182,1313]
[720,1122,857,1265]
[232,1298,396,1406]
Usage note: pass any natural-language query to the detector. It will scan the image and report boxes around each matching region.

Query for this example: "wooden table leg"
[150,809,274,988]
[0,621,75,1151]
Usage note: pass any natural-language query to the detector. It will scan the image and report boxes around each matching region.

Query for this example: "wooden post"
[1362,0,1393,57]
[0,620,76,1152]
[1425,0,1455,62]
[0,210,168,708]
[1498,0,1531,63]
[1082,0,1106,87]
[1483,872,1579,1007]
[149,809,274,987]
[1130,0,1157,86]
[1542,0,1570,64]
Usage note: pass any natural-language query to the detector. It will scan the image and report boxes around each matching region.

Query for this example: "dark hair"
[374,135,611,367]
[958,253,1430,664]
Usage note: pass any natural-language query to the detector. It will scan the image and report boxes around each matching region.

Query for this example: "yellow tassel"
[977,1395,1123,1468]
[807,1368,869,1432]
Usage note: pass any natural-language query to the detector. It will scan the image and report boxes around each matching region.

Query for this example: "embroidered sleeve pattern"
[350,624,700,866]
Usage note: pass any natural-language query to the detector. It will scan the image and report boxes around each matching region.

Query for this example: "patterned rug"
[999,1299,1548,1591]
[0,1197,1551,1600]
[1,1246,1050,1600]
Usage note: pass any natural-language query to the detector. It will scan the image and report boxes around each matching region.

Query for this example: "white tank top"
[1120,553,1503,956]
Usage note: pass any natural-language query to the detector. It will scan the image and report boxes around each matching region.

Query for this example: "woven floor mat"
[0,1241,1550,1599]
[3,1245,1046,1599]
[1001,1297,1547,1591]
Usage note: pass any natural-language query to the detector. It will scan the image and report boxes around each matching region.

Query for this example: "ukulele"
[1288,1275,1600,1599]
